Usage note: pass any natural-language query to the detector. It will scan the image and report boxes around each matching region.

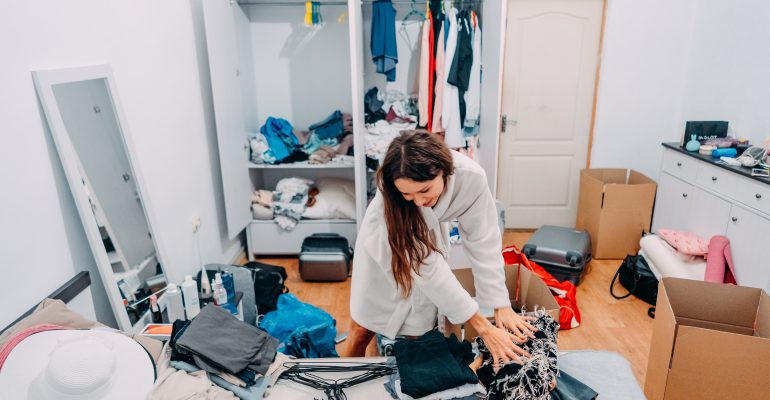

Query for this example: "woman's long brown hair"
[377,131,454,297]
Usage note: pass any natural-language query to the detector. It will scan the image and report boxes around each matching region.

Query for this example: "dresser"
[652,143,770,292]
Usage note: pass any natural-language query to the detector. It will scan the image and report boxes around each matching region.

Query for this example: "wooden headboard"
[0,271,92,335]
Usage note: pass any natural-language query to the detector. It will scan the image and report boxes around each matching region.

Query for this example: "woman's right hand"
[468,312,530,367]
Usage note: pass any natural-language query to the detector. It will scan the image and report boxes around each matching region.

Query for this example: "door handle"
[732,216,738,223]
[676,162,682,167]
[757,193,763,199]
[501,114,517,132]
[122,173,130,182]
[712,176,718,182]
[682,193,688,198]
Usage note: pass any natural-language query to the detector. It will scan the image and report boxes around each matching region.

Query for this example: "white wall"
[680,0,770,144]
[591,0,770,180]
[247,5,353,129]
[0,0,241,329]
[590,0,698,180]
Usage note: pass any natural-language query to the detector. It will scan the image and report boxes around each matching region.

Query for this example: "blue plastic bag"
[259,293,339,358]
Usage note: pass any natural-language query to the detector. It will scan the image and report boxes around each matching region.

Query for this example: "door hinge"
[501,114,517,132]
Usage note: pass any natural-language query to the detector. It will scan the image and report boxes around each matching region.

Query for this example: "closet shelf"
[248,162,354,169]
[250,218,356,225]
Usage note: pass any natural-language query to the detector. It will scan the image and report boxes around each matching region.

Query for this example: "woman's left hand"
[494,307,537,341]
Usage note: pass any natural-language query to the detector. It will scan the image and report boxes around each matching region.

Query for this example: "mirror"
[33,65,167,332]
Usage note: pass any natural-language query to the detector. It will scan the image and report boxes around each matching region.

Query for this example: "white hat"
[0,329,155,400]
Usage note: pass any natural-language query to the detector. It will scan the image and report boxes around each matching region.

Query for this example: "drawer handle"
[711,176,718,182]
[757,193,763,199]
[676,162,683,167]
[732,217,738,223]
[682,193,688,198]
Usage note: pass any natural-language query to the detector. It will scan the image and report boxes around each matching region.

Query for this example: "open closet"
[201,0,506,258]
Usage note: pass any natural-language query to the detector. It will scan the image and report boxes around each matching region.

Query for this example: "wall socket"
[191,217,202,233]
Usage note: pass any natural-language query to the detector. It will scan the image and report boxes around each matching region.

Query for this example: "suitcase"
[522,225,592,285]
[299,233,353,281]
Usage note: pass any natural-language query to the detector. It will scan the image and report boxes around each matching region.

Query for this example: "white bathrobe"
[350,151,510,339]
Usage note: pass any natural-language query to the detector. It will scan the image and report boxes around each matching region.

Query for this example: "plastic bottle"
[181,275,201,319]
[165,283,186,323]
[212,273,228,308]
[199,265,212,300]
[150,294,162,323]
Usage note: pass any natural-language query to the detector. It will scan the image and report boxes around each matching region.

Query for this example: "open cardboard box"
[442,264,559,339]
[645,278,770,400]
[575,169,656,259]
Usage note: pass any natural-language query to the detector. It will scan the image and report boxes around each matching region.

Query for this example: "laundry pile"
[370,0,482,153]
[250,110,354,165]
[385,312,598,400]
[251,177,357,230]
[364,87,419,163]
[151,305,288,399]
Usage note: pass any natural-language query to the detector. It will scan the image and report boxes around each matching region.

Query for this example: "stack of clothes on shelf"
[151,305,293,400]
[364,87,419,164]
[251,177,356,231]
[249,110,355,166]
[386,312,598,400]
[370,0,482,155]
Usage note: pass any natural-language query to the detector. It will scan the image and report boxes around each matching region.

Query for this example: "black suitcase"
[299,233,353,281]
[522,225,592,285]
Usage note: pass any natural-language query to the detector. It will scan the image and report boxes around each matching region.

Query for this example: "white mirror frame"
[32,65,167,332]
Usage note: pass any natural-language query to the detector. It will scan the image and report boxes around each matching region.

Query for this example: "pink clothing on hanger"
[431,22,446,133]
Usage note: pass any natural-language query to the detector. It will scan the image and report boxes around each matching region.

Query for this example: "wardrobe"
[201,0,506,257]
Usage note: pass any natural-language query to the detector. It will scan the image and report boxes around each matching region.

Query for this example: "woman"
[346,131,536,364]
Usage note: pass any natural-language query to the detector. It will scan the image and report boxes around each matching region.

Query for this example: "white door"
[498,0,603,228]
[651,173,693,233]
[726,204,770,292]
[202,0,258,239]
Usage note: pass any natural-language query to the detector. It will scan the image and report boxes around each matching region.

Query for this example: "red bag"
[503,245,581,330]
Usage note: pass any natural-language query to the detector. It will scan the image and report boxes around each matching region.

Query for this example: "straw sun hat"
[0,329,155,399]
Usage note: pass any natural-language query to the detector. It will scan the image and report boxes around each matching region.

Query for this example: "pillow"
[657,229,709,256]
[303,178,356,220]
[0,299,102,347]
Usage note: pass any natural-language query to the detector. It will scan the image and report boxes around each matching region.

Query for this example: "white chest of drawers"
[652,144,770,292]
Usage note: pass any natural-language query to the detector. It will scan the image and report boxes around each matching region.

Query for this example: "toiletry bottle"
[199,265,212,300]
[165,283,186,323]
[221,269,238,314]
[181,275,201,319]
[150,294,163,323]
[212,273,228,308]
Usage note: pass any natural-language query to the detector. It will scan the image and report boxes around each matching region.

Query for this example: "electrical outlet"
[191,217,202,233]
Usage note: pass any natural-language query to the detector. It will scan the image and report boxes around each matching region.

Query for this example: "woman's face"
[394,172,445,207]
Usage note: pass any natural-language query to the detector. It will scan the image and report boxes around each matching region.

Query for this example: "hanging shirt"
[442,8,464,148]
[430,21,446,133]
[448,11,474,126]
[418,13,432,127]
[350,152,510,340]
[464,13,482,136]
[371,0,398,82]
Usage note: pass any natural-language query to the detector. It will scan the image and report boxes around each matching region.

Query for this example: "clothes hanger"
[401,0,425,27]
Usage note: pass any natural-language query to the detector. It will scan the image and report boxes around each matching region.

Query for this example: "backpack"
[243,261,289,314]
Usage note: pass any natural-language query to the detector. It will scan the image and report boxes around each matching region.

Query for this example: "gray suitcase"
[522,225,592,285]
[298,233,352,281]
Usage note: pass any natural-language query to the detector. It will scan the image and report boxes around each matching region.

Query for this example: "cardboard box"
[645,278,770,400]
[575,169,656,259]
[443,265,559,339]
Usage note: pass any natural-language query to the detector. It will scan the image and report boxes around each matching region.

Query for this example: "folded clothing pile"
[388,330,481,399]
[250,111,354,165]
[169,305,279,384]
[251,178,356,226]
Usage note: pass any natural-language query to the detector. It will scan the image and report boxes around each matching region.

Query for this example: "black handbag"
[610,254,659,311]
[243,261,289,313]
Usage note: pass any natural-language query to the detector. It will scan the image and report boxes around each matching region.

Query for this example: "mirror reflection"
[41,74,167,329]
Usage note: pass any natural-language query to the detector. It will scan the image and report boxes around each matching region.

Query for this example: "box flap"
[516,267,559,312]
[602,181,657,212]
[644,282,679,400]
[675,317,756,336]
[756,293,770,339]
[594,209,645,258]
[576,170,605,229]
[584,168,628,184]
[664,325,770,399]
[663,278,761,328]
[452,267,476,297]
[628,170,656,185]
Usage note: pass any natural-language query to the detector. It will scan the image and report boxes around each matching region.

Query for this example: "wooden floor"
[244,230,654,385]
